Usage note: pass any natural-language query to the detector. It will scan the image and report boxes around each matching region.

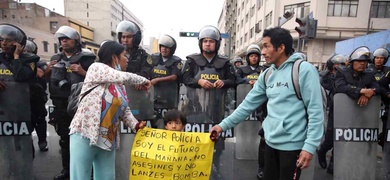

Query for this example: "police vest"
[126,48,150,74]
[49,52,95,98]
[0,63,14,82]
[151,53,181,79]
[239,65,262,80]
[337,66,375,87]
[187,54,229,83]
[370,66,390,82]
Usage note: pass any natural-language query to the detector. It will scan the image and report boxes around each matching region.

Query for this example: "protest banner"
[129,127,214,180]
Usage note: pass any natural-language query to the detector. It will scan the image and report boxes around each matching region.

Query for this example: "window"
[54,43,58,54]
[240,37,243,45]
[284,2,310,18]
[50,21,58,31]
[245,13,249,23]
[238,8,240,15]
[242,2,244,10]
[43,41,49,52]
[371,1,390,18]
[265,11,273,27]
[250,27,254,38]
[87,3,89,9]
[245,33,248,42]
[241,19,244,28]
[87,12,89,17]
[250,6,255,17]
[327,0,358,17]
[257,0,263,9]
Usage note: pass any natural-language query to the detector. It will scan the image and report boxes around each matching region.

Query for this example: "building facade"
[64,0,143,45]
[219,0,390,69]
[0,0,99,59]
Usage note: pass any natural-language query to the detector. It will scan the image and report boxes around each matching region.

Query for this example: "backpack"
[67,82,98,117]
[264,60,328,123]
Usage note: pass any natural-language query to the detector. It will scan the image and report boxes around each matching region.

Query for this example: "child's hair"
[163,109,187,125]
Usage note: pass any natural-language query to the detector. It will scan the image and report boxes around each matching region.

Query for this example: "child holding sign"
[164,109,187,132]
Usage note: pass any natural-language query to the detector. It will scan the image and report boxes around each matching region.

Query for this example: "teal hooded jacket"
[219,53,324,154]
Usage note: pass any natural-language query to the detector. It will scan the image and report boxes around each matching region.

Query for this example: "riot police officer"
[116,20,153,80]
[236,44,264,85]
[317,54,347,174]
[150,34,182,128]
[0,23,40,179]
[232,56,243,69]
[47,26,95,180]
[236,44,266,180]
[373,48,390,147]
[181,25,236,180]
[24,39,49,152]
[331,47,380,174]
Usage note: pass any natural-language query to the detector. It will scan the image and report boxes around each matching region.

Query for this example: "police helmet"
[116,20,142,47]
[0,23,27,48]
[158,34,177,55]
[25,39,38,54]
[246,44,261,63]
[198,25,221,53]
[373,47,389,63]
[349,46,372,63]
[232,57,243,64]
[326,54,346,70]
[55,26,82,51]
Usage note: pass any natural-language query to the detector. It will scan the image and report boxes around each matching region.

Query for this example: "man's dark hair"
[262,27,293,56]
[163,109,187,126]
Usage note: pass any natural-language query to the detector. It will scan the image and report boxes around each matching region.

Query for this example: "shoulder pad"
[21,53,39,63]
[50,54,62,61]
[69,51,96,63]
[171,55,182,61]
[151,53,160,66]
[187,54,206,67]
[319,70,330,77]
[213,57,229,69]
[165,55,182,67]
[364,68,374,73]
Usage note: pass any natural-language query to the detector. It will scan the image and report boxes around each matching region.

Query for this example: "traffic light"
[179,32,199,37]
[295,15,317,39]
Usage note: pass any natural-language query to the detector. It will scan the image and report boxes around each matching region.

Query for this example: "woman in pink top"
[69,40,151,180]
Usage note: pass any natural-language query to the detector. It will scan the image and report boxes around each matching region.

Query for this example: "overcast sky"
[19,0,225,59]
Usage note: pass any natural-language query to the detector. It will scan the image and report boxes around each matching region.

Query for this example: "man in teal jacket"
[210,27,324,180]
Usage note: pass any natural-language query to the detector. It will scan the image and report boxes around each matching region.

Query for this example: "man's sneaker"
[316,149,327,169]
[257,167,264,180]
[38,141,48,152]
[53,169,69,180]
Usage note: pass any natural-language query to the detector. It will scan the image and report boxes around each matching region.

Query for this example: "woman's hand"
[141,80,152,90]
[138,121,147,129]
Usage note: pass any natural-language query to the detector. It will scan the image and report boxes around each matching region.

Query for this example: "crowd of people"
[0,20,389,180]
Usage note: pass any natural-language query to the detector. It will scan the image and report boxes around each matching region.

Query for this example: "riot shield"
[0,82,32,180]
[153,82,179,129]
[234,84,261,160]
[179,87,235,180]
[116,85,154,180]
[384,107,390,179]
[333,94,380,180]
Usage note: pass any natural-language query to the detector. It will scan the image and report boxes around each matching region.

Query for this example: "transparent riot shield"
[116,85,154,180]
[180,87,235,180]
[0,82,32,180]
[333,94,380,180]
[384,107,390,179]
[153,82,179,128]
[235,84,261,160]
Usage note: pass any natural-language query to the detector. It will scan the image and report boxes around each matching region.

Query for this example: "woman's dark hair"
[163,109,187,125]
[98,40,125,65]
[262,27,293,56]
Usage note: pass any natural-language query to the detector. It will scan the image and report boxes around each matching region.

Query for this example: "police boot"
[326,156,333,174]
[53,169,69,180]
[316,149,327,169]
[257,167,264,180]
[38,141,48,152]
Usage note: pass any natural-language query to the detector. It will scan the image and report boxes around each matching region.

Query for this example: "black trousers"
[52,98,71,171]
[263,143,301,180]
[319,107,334,155]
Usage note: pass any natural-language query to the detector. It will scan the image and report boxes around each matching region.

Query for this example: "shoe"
[257,167,264,180]
[38,141,48,152]
[53,169,69,180]
[326,160,333,174]
[317,149,327,169]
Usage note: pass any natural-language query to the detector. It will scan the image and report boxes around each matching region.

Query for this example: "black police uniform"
[150,53,182,128]
[49,52,94,176]
[377,67,390,147]
[126,47,153,79]
[236,65,263,84]
[31,60,49,151]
